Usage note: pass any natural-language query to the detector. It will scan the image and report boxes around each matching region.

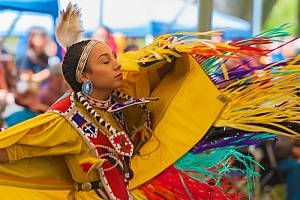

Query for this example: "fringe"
[126,24,299,199]
[216,56,300,137]
[132,143,270,200]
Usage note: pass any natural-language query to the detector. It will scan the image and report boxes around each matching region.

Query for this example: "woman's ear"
[80,73,88,83]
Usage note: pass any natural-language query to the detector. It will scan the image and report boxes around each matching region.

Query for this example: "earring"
[82,80,93,95]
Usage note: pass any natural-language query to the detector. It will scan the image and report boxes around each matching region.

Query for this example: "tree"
[214,0,299,35]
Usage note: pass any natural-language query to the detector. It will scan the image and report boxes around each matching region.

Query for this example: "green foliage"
[263,0,298,35]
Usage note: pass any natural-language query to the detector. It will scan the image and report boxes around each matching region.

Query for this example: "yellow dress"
[0,53,224,199]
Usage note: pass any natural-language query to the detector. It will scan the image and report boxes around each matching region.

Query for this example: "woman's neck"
[89,90,113,101]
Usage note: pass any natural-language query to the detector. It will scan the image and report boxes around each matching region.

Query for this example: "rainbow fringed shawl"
[118,24,300,199]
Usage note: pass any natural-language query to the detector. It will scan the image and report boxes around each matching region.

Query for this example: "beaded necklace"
[85,95,111,109]
[76,91,151,137]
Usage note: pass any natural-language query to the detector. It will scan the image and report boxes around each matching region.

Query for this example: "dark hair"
[62,40,93,92]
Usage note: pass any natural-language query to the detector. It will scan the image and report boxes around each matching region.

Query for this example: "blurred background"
[0,0,299,60]
[0,2,299,199]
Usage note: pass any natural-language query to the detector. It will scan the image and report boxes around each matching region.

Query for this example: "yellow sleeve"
[0,112,82,162]
[129,53,227,189]
[0,112,77,190]
[120,68,160,98]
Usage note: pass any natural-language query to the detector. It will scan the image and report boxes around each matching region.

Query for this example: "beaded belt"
[75,180,102,191]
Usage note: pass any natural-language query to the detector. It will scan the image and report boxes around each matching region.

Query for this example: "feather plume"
[55,2,83,48]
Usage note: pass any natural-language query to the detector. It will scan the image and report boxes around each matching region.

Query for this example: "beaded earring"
[82,80,93,95]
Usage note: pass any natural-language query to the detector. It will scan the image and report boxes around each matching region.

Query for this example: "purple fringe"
[190,133,275,154]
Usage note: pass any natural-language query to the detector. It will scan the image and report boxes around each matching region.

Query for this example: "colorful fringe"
[216,56,300,137]
[126,24,300,199]
[132,133,275,200]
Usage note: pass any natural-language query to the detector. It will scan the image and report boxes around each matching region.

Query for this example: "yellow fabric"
[215,57,300,137]
[0,186,69,200]
[118,51,140,72]
[0,68,160,199]
[0,104,136,199]
[0,113,76,190]
[0,53,226,197]
[129,53,227,189]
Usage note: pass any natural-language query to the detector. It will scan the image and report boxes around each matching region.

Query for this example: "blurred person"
[18,26,51,83]
[45,38,61,66]
[280,36,299,59]
[0,48,17,92]
[270,36,299,62]
[39,63,69,107]
[0,65,7,91]
[1,80,47,127]
[114,33,140,54]
[91,26,117,56]
[124,38,139,52]
[0,44,17,127]
[258,135,300,200]
[124,44,139,52]
[0,97,6,127]
[277,137,300,200]
[113,32,127,56]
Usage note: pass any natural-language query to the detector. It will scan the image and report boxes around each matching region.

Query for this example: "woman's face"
[84,42,123,92]
[92,27,110,44]
[30,32,48,48]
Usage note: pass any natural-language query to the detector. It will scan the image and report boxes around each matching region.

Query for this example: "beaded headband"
[75,40,99,83]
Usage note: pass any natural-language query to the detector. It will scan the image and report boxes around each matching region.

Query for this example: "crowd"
[0,24,139,128]
[0,3,300,200]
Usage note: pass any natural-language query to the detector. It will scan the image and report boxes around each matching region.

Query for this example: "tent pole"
[252,0,263,37]
[198,0,213,38]
[99,0,103,26]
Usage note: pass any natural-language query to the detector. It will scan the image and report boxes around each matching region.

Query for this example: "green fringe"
[174,146,263,196]
[254,23,293,39]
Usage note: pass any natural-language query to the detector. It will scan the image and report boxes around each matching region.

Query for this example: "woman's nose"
[114,61,121,70]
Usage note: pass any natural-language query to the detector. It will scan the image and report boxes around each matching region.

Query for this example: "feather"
[55,2,83,48]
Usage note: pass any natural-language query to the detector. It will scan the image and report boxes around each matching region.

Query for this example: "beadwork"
[82,80,93,95]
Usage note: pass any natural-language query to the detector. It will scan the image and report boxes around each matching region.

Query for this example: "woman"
[1,80,47,127]
[0,3,173,200]
[91,26,117,56]
[1,3,300,200]
[18,26,51,83]
[38,62,69,108]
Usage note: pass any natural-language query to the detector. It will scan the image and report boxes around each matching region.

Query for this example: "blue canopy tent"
[0,0,58,18]
[0,0,61,59]
[93,0,251,40]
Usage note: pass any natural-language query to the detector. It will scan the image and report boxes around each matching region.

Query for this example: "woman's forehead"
[91,42,112,55]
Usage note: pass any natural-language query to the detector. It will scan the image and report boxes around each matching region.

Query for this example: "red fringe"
[137,165,249,200]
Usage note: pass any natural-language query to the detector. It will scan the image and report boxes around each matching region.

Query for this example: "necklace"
[76,91,151,137]
[85,95,111,109]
